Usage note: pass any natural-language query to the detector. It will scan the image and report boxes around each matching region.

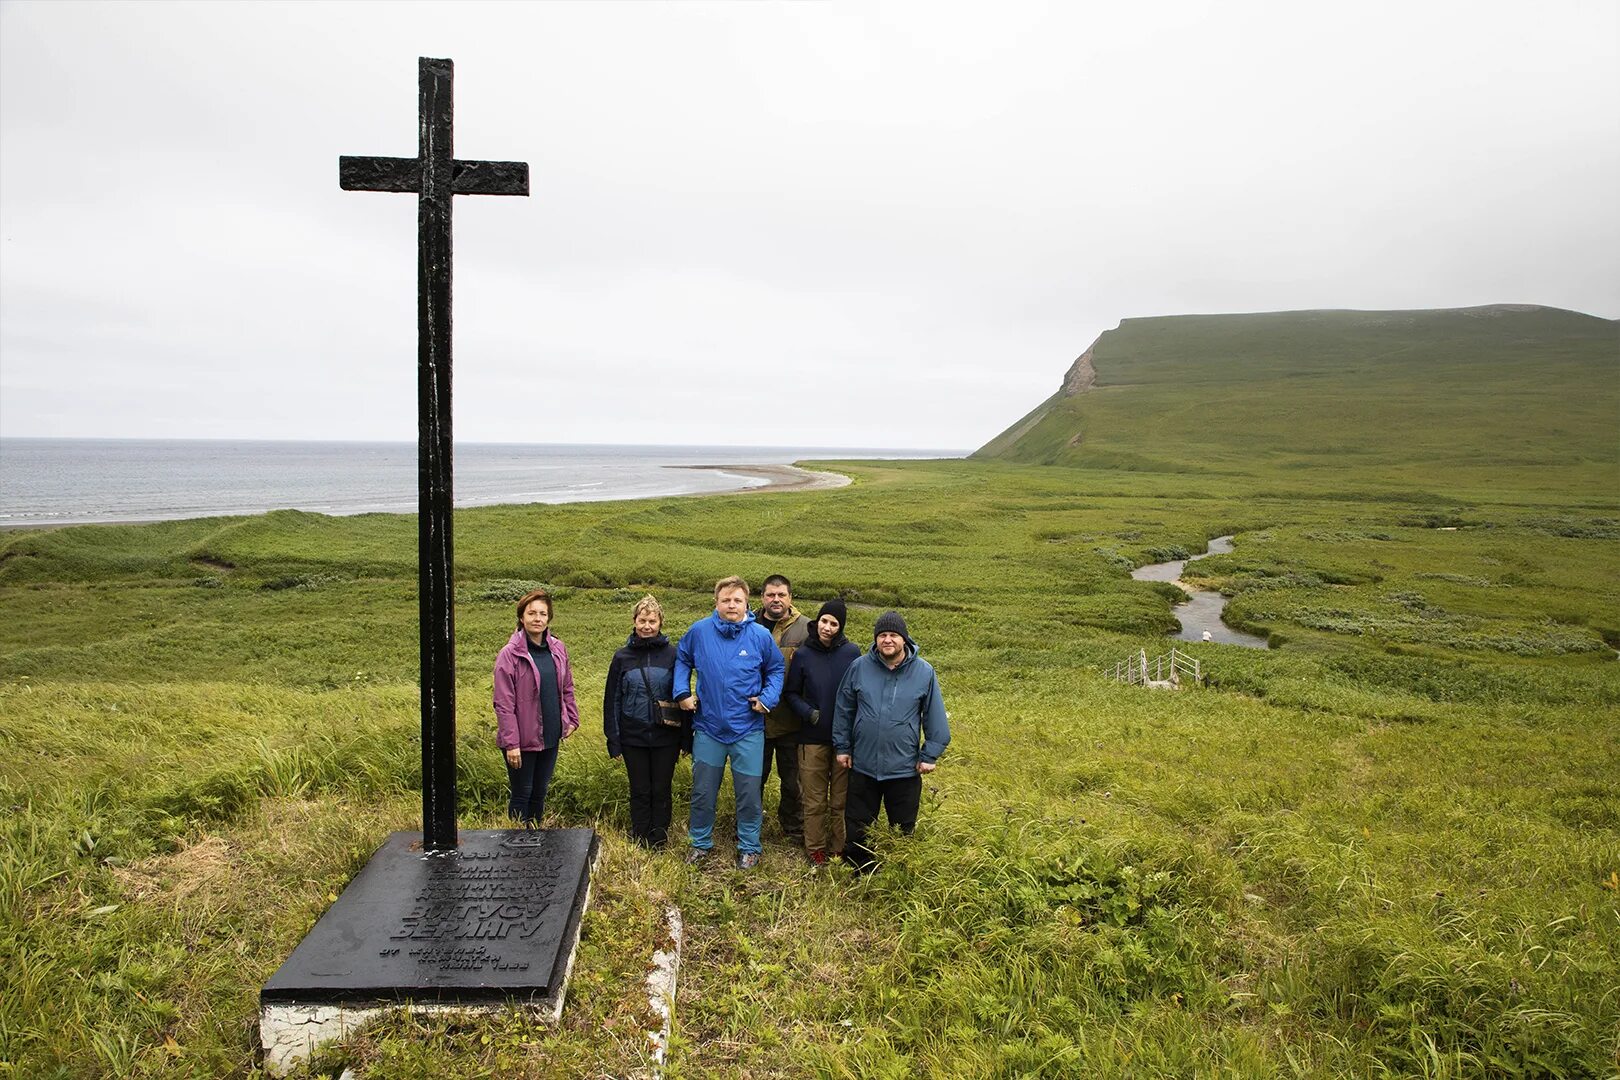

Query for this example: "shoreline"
[0,463,854,532]
[669,463,852,496]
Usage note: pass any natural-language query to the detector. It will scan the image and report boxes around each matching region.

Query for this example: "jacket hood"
[625,631,671,649]
[709,609,756,638]
[870,634,919,668]
[804,627,849,653]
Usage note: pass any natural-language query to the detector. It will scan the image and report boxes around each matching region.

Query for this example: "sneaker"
[684,847,710,866]
[737,852,760,870]
[807,850,828,868]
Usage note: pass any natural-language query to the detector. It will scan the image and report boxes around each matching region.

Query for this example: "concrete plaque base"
[259,828,598,1075]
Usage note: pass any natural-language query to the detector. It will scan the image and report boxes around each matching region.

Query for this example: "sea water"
[0,439,963,528]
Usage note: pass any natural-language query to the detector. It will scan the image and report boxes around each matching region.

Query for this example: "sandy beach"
[670,463,852,495]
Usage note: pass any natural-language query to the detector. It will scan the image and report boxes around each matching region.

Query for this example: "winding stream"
[1131,535,1271,649]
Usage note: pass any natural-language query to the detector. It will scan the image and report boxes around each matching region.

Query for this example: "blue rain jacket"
[674,610,785,744]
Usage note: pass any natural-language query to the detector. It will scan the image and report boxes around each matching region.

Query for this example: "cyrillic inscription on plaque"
[262,829,597,1002]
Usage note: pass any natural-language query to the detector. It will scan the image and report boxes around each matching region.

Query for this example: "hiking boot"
[807,850,829,868]
[737,851,760,870]
[684,847,710,866]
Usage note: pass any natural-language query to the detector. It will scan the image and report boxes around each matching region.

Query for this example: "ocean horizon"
[0,438,967,529]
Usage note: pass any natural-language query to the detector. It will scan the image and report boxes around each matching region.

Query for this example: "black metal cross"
[340,57,529,851]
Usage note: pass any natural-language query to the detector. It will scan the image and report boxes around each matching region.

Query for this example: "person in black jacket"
[784,599,862,866]
[604,595,686,848]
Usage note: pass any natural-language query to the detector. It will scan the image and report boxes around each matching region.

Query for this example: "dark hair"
[515,588,553,627]
[762,574,791,592]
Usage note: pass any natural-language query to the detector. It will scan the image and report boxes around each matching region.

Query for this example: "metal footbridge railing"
[1107,647,1201,687]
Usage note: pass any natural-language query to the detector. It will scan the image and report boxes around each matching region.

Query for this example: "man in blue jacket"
[676,575,785,869]
[834,610,951,872]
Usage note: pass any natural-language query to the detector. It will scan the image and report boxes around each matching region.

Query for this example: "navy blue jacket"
[603,633,682,755]
[784,634,861,745]
[832,637,950,780]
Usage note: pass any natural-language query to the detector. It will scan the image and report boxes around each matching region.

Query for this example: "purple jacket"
[493,628,580,751]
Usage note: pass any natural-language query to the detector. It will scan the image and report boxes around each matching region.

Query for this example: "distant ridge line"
[1111,302,1609,324]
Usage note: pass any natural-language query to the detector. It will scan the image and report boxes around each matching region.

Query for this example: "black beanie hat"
[873,610,909,640]
[817,599,848,628]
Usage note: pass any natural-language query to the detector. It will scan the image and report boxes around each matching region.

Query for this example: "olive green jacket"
[761,606,810,738]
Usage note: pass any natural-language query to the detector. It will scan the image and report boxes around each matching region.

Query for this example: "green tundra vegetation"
[1,306,1617,1078]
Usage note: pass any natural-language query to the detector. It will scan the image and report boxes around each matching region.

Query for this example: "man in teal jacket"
[676,575,785,869]
[833,610,950,871]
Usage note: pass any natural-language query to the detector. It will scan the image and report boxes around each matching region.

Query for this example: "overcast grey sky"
[3,0,1616,449]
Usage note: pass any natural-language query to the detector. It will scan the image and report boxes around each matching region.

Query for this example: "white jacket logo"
[739,648,749,656]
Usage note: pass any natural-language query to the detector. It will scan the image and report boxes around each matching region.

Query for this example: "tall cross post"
[340,57,529,850]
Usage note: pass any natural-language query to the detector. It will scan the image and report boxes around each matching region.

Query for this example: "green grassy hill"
[975,305,1619,500]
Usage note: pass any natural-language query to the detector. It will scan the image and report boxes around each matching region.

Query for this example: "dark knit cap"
[873,610,909,639]
[817,599,848,627]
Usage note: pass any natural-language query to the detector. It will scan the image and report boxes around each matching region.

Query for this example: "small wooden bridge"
[1106,647,1202,689]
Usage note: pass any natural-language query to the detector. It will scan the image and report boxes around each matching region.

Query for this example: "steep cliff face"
[968,337,1104,459]
[1061,345,1097,397]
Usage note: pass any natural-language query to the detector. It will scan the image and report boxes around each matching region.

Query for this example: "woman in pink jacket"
[493,588,580,826]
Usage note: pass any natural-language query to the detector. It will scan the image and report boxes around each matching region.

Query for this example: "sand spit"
[670,463,852,495]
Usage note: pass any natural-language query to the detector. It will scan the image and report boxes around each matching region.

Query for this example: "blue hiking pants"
[688,728,764,855]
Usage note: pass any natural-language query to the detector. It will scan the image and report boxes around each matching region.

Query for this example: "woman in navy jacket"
[785,599,862,865]
[603,595,685,847]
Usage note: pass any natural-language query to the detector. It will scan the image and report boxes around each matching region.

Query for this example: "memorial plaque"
[262,829,598,1004]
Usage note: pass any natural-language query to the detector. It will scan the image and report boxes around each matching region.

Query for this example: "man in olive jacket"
[757,574,810,842]
[833,610,950,871]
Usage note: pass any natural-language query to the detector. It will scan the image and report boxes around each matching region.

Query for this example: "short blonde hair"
[714,575,749,598]
[633,594,663,626]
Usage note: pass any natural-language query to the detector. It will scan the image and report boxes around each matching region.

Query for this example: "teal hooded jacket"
[832,637,950,780]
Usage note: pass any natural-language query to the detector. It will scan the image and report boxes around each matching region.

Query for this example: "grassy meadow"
[2,307,1617,1077]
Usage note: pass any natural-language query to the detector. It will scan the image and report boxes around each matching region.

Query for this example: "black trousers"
[763,733,803,839]
[622,744,680,846]
[844,771,922,871]
[506,745,560,826]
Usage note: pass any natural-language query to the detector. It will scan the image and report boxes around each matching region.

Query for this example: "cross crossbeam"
[339,156,529,196]
[340,57,529,851]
